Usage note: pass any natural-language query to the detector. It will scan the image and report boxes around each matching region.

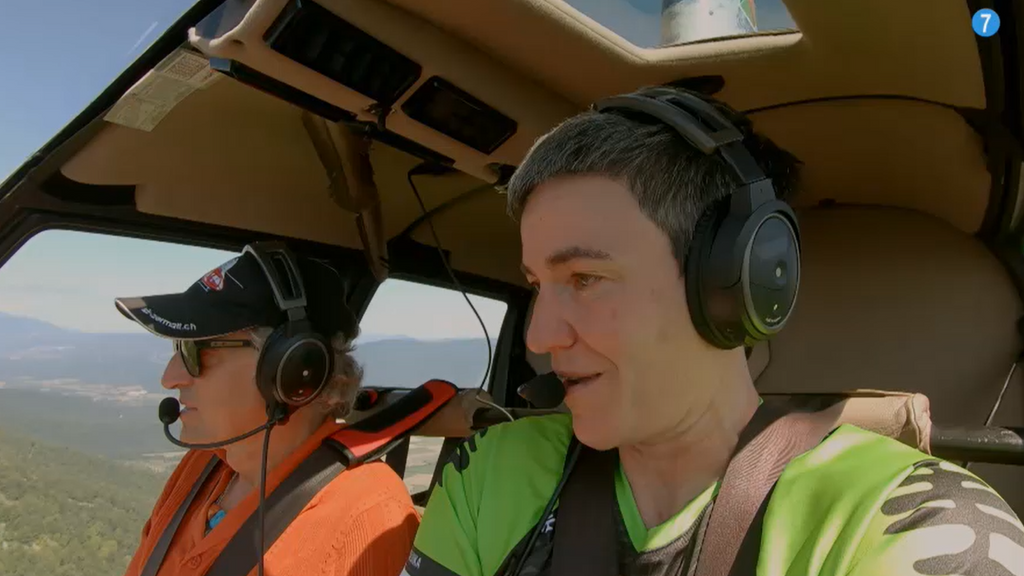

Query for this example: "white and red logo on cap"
[199,257,239,292]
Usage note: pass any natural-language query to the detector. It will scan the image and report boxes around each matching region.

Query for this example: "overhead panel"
[188,0,580,183]
[264,0,422,107]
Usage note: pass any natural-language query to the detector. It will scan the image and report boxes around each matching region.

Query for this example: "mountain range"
[0,311,490,394]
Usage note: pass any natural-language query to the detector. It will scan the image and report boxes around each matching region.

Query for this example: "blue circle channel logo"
[973,9,1000,37]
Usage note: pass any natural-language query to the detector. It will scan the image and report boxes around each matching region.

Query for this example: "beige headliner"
[61,0,991,286]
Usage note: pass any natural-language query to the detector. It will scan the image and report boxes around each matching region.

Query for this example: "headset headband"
[243,242,309,323]
[593,89,776,217]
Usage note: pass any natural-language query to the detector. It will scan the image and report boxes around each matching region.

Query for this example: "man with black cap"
[118,242,418,576]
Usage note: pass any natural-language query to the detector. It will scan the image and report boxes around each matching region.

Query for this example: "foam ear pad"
[685,202,728,347]
[256,324,333,408]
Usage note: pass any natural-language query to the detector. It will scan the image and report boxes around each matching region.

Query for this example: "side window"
[352,279,507,495]
[0,230,234,576]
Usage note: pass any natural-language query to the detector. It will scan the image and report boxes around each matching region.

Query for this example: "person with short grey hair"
[405,87,1023,576]
[505,96,800,270]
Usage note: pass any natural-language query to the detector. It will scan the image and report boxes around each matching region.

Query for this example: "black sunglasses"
[173,338,255,377]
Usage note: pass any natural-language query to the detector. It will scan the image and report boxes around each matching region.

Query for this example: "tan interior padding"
[99,0,991,236]
[753,101,989,233]
[62,0,994,258]
[761,391,934,454]
[60,75,991,287]
[403,180,525,286]
[757,205,1024,513]
[61,78,497,254]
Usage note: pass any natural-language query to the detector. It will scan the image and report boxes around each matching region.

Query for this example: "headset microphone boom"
[158,396,282,450]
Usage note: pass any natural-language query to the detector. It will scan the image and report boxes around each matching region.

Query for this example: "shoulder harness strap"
[691,400,838,576]
[140,455,220,576]
[545,399,838,576]
[549,442,618,576]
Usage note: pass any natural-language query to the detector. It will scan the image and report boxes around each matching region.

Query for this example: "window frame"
[0,209,378,312]
[355,272,513,393]
[349,272,531,497]
[373,269,531,396]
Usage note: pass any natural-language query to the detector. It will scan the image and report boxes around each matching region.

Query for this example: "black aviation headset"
[244,242,335,421]
[594,87,801,350]
[243,243,334,576]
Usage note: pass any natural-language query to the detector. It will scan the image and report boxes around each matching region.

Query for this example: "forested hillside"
[0,390,169,459]
[0,427,165,576]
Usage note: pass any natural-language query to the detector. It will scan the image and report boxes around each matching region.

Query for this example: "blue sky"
[0,1,199,181]
[0,0,790,340]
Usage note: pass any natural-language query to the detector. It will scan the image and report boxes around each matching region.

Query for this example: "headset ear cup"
[739,209,801,342]
[687,198,801,350]
[256,325,333,408]
[279,336,332,406]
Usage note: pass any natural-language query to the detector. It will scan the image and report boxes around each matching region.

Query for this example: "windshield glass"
[0,1,196,182]
[564,0,797,48]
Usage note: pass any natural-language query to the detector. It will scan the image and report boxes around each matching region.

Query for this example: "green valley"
[0,427,167,576]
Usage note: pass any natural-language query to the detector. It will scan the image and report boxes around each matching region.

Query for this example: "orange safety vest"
[126,380,458,576]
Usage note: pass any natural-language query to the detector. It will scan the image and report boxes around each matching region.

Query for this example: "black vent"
[402,77,518,154]
[264,0,421,106]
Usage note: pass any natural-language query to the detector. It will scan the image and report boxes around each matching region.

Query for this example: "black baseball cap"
[114,249,358,341]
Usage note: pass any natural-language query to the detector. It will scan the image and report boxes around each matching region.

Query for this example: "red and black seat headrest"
[325,379,458,467]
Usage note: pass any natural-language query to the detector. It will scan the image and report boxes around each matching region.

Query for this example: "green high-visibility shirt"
[405,413,1024,576]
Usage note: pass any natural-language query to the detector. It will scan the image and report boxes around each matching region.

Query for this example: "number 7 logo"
[973,9,1001,37]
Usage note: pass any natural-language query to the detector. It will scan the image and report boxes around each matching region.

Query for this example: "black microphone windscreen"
[158,397,181,425]
[517,372,565,409]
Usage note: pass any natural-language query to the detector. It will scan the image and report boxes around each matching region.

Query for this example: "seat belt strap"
[141,456,220,576]
[205,442,350,576]
[691,400,838,576]
[547,400,836,576]
[549,443,619,576]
